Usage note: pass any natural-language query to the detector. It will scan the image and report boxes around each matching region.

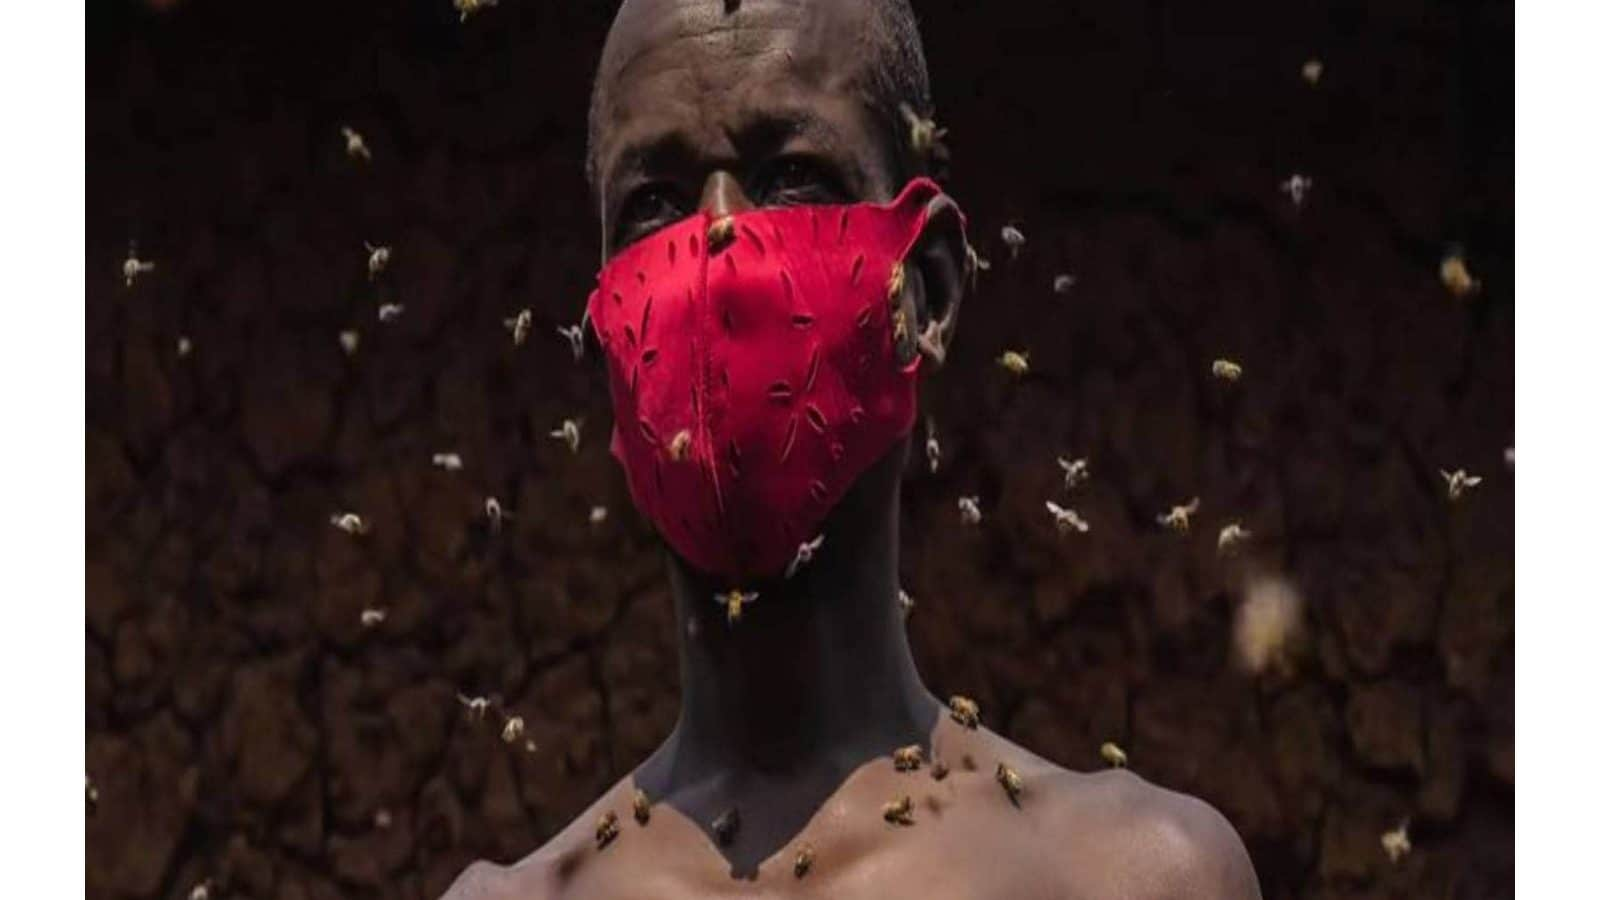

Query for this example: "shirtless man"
[444,1,1261,897]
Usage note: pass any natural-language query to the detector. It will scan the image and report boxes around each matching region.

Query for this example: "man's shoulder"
[437,780,629,900]
[1032,766,1262,899]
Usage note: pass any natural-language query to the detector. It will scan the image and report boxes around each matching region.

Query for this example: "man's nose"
[699,171,753,218]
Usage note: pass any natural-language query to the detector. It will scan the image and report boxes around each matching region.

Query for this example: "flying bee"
[374,808,393,830]
[329,512,368,535]
[1211,358,1243,381]
[1045,501,1090,535]
[1281,173,1313,207]
[794,843,815,879]
[377,303,404,323]
[706,215,736,252]
[882,795,915,826]
[714,588,758,625]
[633,788,651,825]
[887,261,906,301]
[484,496,513,533]
[456,693,491,722]
[1100,741,1128,768]
[359,607,387,628]
[1217,522,1252,555]
[923,417,941,474]
[995,762,1023,804]
[454,0,498,23]
[667,429,692,462]
[595,810,620,849]
[784,533,826,579]
[1157,497,1201,533]
[1504,446,1514,472]
[948,695,981,729]
[898,102,949,159]
[501,715,524,744]
[556,323,585,360]
[957,495,982,526]
[1052,273,1077,295]
[121,245,155,288]
[340,126,371,162]
[892,744,924,772]
[550,418,581,454]
[892,306,910,345]
[1302,58,1324,85]
[1440,468,1482,501]
[589,505,608,525]
[176,336,192,358]
[363,242,391,280]
[188,880,214,900]
[1058,456,1090,491]
[504,308,533,347]
[1381,820,1412,863]
[1439,252,1480,297]
[87,775,99,810]
[999,224,1026,260]
[898,588,915,618]
[997,349,1030,376]
[431,452,463,472]
[339,330,360,356]
[711,807,740,846]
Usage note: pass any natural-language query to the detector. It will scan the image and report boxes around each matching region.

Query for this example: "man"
[444,0,1261,896]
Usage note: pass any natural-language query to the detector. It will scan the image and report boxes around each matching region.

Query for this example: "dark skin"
[444,1,1262,897]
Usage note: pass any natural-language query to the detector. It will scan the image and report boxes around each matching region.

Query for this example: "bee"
[1381,819,1411,864]
[363,242,391,280]
[329,512,368,535]
[1058,456,1090,491]
[966,245,991,276]
[948,695,981,730]
[340,126,371,162]
[892,306,910,345]
[633,788,651,825]
[339,329,360,356]
[793,843,815,878]
[359,607,387,628]
[1216,522,1252,556]
[898,102,949,159]
[550,419,582,454]
[1280,174,1313,207]
[957,495,982,526]
[456,693,491,722]
[188,880,214,900]
[374,808,393,830]
[999,224,1026,260]
[924,418,941,474]
[1302,58,1323,86]
[1211,358,1243,382]
[524,738,539,754]
[1052,273,1077,295]
[1504,446,1514,472]
[503,308,533,347]
[484,496,513,533]
[1100,741,1128,768]
[589,505,608,525]
[667,429,692,462]
[86,775,99,810]
[176,336,192,358]
[431,452,463,472]
[931,759,949,780]
[714,589,758,625]
[1045,501,1090,535]
[556,323,585,361]
[995,762,1023,804]
[707,215,737,252]
[501,715,525,744]
[898,588,915,618]
[1440,468,1482,501]
[996,349,1029,376]
[892,744,924,772]
[1157,497,1201,534]
[1439,252,1480,297]
[595,810,620,849]
[454,0,498,23]
[882,795,915,826]
[784,533,826,579]
[887,261,906,302]
[377,303,405,323]
[712,807,740,846]
[1235,575,1304,676]
[121,245,155,288]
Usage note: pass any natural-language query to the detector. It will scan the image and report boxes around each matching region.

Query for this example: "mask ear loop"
[907,192,968,369]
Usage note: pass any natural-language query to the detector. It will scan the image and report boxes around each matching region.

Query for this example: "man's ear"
[905,194,967,372]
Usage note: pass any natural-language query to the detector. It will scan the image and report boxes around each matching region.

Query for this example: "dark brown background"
[85,0,1514,897]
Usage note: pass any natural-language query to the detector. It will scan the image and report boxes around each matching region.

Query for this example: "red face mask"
[586,177,965,582]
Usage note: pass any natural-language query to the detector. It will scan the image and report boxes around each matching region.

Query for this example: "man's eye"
[616,185,687,244]
[757,157,843,206]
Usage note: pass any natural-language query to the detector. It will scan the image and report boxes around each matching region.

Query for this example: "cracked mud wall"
[86,1,1513,897]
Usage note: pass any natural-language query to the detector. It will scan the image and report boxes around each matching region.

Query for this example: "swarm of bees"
[1216,522,1251,556]
[340,126,371,162]
[431,452,463,472]
[122,245,155,288]
[707,215,737,252]
[1302,58,1324,86]
[1281,174,1313,207]
[892,744,924,772]
[784,533,826,578]
[1058,456,1090,491]
[1000,224,1026,260]
[995,762,1024,805]
[1157,497,1201,533]
[1045,501,1090,535]
[996,349,1030,376]
[359,607,387,628]
[550,419,582,454]
[794,843,815,879]
[454,0,498,23]
[1100,741,1128,768]
[1381,819,1412,864]
[504,308,533,346]
[557,323,585,360]
[882,794,915,826]
[957,495,982,526]
[668,429,693,462]
[339,329,361,355]
[712,807,741,846]
[1440,468,1482,501]
[714,588,758,625]
[329,512,368,535]
[363,242,391,280]
[633,788,651,825]
[948,695,981,729]
[1211,358,1243,382]
[377,302,405,323]
[595,810,620,849]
